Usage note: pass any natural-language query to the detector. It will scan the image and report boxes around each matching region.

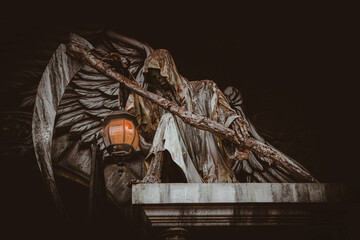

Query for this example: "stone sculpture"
[31,31,317,215]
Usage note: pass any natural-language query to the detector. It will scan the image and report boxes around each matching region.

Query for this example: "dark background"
[1,2,359,239]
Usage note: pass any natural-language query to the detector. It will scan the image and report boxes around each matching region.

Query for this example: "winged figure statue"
[31,30,317,215]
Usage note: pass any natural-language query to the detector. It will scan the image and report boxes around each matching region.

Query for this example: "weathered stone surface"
[132,183,359,240]
[32,39,85,213]
[132,183,359,204]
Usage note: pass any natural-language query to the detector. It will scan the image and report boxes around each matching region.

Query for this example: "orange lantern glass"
[103,110,139,156]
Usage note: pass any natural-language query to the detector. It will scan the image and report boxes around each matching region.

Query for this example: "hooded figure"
[126,49,245,183]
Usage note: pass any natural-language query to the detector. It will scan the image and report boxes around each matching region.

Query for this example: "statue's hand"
[231,118,250,145]
[230,118,251,161]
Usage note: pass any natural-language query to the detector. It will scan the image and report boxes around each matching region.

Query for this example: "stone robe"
[126,49,240,183]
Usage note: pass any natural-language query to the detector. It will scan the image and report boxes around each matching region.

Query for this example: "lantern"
[102,110,139,156]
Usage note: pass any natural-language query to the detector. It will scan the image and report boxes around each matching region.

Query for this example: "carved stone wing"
[53,31,153,160]
[33,31,152,213]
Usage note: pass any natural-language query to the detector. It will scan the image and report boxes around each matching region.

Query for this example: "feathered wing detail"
[32,41,86,218]
[223,86,316,183]
[52,31,153,176]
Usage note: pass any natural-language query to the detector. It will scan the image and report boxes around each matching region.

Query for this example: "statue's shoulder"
[190,80,217,94]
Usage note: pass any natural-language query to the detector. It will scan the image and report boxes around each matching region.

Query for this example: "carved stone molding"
[132,183,359,239]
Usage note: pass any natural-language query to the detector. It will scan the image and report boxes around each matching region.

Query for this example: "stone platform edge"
[132,183,359,204]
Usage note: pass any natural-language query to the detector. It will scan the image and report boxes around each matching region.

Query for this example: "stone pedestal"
[132,183,359,239]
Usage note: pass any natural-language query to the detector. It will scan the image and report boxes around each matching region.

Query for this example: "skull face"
[144,68,172,91]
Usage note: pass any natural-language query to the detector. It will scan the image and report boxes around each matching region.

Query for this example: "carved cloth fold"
[126,49,240,183]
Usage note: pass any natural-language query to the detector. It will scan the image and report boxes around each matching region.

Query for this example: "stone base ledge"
[132,183,359,205]
[140,204,351,227]
[132,183,359,239]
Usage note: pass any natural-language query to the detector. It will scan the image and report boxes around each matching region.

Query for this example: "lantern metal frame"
[102,110,139,157]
